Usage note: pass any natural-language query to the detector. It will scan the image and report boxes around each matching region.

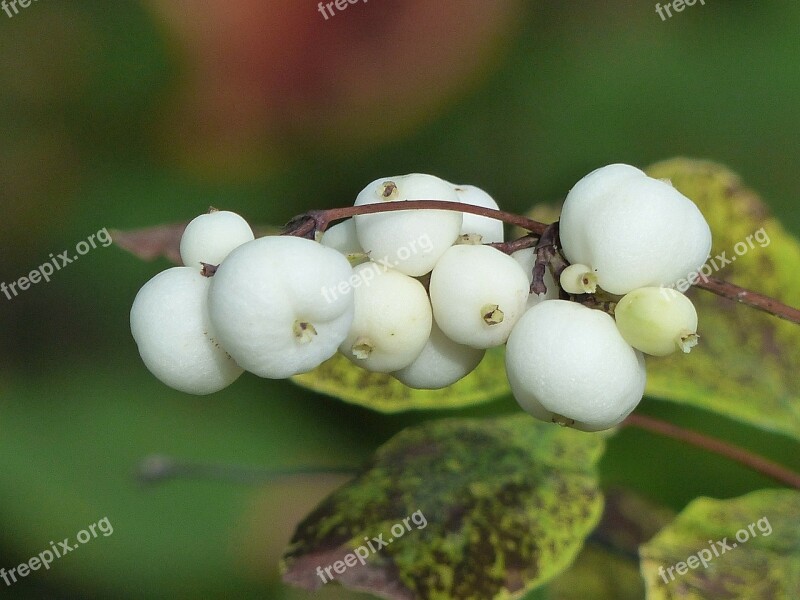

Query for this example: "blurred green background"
[0,1,798,598]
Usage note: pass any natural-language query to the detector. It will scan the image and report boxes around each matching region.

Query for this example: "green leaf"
[542,487,676,600]
[281,414,605,599]
[639,489,800,599]
[290,347,509,413]
[541,546,644,600]
[643,159,800,442]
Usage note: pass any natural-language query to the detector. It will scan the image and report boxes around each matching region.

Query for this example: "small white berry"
[392,323,485,389]
[430,244,529,348]
[319,218,366,263]
[354,174,462,276]
[130,267,243,395]
[208,236,355,379]
[559,263,598,295]
[559,164,712,295]
[614,287,699,356]
[505,300,647,431]
[180,209,254,269]
[453,184,504,243]
[338,263,432,372]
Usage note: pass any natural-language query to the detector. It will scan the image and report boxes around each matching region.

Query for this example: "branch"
[695,276,800,325]
[136,455,357,487]
[623,414,800,489]
[531,222,560,295]
[282,200,550,238]
[281,203,800,325]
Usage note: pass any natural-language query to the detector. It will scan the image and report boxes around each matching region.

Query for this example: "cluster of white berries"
[129,175,511,395]
[506,164,711,430]
[130,165,712,433]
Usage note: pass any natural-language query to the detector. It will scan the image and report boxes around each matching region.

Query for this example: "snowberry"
[207,236,354,379]
[319,218,366,263]
[354,174,462,276]
[505,300,647,431]
[130,267,243,395]
[453,184,504,243]
[392,323,485,389]
[559,164,712,295]
[511,247,558,309]
[614,287,699,356]
[430,244,529,348]
[180,209,254,269]
[559,263,598,295]
[339,263,432,372]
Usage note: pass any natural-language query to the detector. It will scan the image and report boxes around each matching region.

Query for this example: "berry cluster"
[130,165,712,432]
[505,164,711,430]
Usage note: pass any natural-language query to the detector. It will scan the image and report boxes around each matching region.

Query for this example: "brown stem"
[489,233,540,254]
[136,454,357,487]
[623,414,800,489]
[531,222,560,296]
[695,276,800,325]
[282,200,549,237]
[281,203,800,325]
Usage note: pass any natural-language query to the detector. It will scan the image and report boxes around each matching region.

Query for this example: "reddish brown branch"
[282,202,800,325]
[282,200,549,238]
[623,413,800,489]
[695,276,800,325]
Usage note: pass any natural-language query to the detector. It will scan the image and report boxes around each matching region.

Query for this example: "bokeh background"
[1,1,798,598]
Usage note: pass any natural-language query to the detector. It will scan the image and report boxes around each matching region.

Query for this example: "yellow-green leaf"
[281,414,605,600]
[543,488,675,600]
[643,159,800,441]
[640,489,800,599]
[291,347,508,413]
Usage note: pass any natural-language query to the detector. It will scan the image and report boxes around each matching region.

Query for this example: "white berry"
[354,174,462,276]
[319,218,366,263]
[393,323,485,389]
[180,209,254,269]
[430,244,529,349]
[453,184,504,243]
[559,164,712,295]
[208,236,354,379]
[614,287,699,356]
[130,267,243,395]
[339,263,432,372]
[505,300,647,431]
